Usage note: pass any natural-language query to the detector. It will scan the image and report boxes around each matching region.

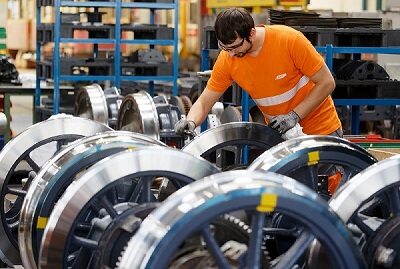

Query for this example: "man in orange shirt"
[175,7,342,137]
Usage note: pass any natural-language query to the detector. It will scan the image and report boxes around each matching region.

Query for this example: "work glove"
[175,119,196,135]
[270,111,300,134]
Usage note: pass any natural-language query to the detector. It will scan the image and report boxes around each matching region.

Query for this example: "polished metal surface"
[0,115,112,266]
[75,84,108,125]
[117,170,365,269]
[248,135,376,195]
[220,106,243,123]
[116,91,160,140]
[182,122,283,158]
[104,86,123,129]
[39,148,219,269]
[0,112,7,134]
[330,155,400,222]
[19,131,165,269]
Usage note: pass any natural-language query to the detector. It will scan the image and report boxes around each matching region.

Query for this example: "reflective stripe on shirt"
[253,75,310,107]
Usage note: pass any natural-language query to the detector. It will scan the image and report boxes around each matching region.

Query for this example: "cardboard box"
[6,19,30,50]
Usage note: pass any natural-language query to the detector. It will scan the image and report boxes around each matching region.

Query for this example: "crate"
[121,62,173,76]
[121,24,173,40]
[37,58,114,79]
[295,27,400,47]
[333,80,400,99]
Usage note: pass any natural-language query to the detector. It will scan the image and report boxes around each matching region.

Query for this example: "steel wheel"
[0,115,111,266]
[39,148,220,268]
[19,131,165,269]
[308,155,400,269]
[329,155,400,268]
[117,170,366,269]
[182,122,284,169]
[116,91,160,140]
[248,135,377,196]
[75,84,108,125]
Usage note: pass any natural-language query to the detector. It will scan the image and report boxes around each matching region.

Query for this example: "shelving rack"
[316,45,400,135]
[36,0,179,114]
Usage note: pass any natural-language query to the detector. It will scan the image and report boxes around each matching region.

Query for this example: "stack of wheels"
[117,170,367,269]
[75,84,123,129]
[19,130,167,269]
[34,146,219,268]
[182,122,284,170]
[0,115,112,266]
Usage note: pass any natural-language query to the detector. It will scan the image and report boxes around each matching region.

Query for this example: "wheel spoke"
[8,220,19,231]
[129,179,144,203]
[25,154,41,172]
[100,196,118,218]
[274,230,314,269]
[351,214,374,237]
[387,188,400,216]
[246,212,266,268]
[201,227,231,269]
[307,165,319,190]
[7,187,27,197]
[141,176,153,203]
[72,235,98,250]
[75,222,92,232]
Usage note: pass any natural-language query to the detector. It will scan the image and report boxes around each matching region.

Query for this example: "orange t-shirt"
[207,25,341,135]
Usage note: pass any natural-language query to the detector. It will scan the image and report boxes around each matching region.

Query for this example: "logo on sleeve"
[275,73,287,80]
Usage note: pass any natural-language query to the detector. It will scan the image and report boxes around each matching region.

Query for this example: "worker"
[175,7,343,138]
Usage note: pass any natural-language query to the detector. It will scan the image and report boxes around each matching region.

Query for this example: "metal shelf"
[61,1,116,7]
[121,2,174,9]
[60,38,115,44]
[120,75,175,81]
[60,75,116,81]
[36,0,179,114]
[121,39,174,45]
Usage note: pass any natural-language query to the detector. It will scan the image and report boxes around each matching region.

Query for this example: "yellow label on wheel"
[37,216,48,230]
[256,193,277,212]
[307,151,320,166]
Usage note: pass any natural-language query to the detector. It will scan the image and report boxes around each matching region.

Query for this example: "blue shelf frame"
[36,0,179,114]
[317,45,400,135]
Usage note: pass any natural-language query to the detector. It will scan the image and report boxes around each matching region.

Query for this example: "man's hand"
[175,119,196,135]
[270,111,300,134]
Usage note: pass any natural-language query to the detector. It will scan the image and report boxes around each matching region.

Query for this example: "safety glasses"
[217,38,245,52]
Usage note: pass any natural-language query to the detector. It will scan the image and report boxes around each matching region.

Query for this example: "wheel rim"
[308,155,400,268]
[38,148,220,268]
[182,122,284,169]
[117,170,366,269]
[248,135,377,194]
[116,91,160,140]
[0,115,112,266]
[75,84,108,125]
[19,131,165,269]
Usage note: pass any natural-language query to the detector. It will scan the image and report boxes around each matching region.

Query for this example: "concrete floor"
[10,95,33,135]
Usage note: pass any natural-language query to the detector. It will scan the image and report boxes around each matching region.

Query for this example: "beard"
[234,42,253,57]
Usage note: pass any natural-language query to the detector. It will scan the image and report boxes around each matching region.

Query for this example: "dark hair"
[214,8,255,45]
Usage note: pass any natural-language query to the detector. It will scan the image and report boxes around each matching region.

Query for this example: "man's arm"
[187,86,225,127]
[293,64,335,119]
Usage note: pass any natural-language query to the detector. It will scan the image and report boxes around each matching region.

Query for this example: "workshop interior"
[1,0,400,268]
